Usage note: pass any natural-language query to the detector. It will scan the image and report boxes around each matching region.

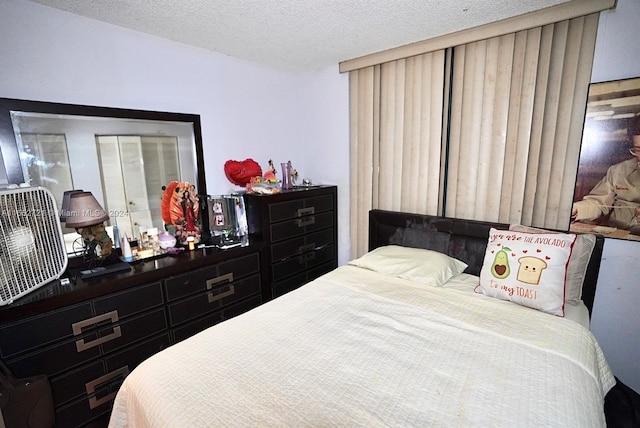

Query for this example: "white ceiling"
[30,0,572,73]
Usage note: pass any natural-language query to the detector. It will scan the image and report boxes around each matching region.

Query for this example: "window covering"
[348,6,605,259]
[445,13,599,229]
[350,52,445,257]
[340,0,614,73]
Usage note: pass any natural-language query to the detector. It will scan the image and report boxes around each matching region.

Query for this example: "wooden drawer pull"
[72,310,122,352]
[208,285,235,303]
[296,207,315,217]
[85,366,130,409]
[295,216,315,227]
[206,273,233,290]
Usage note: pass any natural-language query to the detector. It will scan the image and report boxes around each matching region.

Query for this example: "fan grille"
[0,187,68,305]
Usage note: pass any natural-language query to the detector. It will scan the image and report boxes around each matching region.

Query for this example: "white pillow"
[509,224,596,305]
[476,228,576,316]
[348,245,468,287]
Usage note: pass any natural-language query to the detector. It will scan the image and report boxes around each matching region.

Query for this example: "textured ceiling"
[30,0,572,73]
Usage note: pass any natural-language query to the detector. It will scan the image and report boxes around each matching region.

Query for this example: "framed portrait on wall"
[570,76,640,241]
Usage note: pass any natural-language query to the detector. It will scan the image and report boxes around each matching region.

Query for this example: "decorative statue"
[263,159,277,184]
[161,181,201,244]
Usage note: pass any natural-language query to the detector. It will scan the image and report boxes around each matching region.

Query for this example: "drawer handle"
[75,327,122,352]
[298,252,316,264]
[85,366,130,409]
[295,216,315,227]
[72,311,122,352]
[206,272,233,290]
[208,285,235,303]
[72,310,119,335]
[298,243,316,254]
[296,207,315,217]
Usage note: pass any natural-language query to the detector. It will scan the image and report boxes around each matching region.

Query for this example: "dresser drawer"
[105,332,170,373]
[7,334,101,379]
[165,253,259,303]
[0,302,93,358]
[221,294,262,320]
[172,312,223,343]
[272,260,335,298]
[171,294,262,343]
[271,228,334,262]
[50,360,105,407]
[6,307,167,378]
[93,281,163,318]
[99,307,167,354]
[164,265,219,302]
[52,333,170,427]
[219,252,260,277]
[269,210,334,243]
[0,282,163,360]
[167,274,261,326]
[268,194,334,222]
[272,244,335,282]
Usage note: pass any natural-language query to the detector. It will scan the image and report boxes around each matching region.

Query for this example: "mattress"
[109,265,615,427]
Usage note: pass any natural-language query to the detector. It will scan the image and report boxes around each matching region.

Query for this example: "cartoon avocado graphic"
[491,246,511,279]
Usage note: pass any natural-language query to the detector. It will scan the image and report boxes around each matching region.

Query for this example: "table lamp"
[64,191,115,266]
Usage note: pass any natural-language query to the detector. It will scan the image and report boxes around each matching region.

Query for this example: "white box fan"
[0,186,68,305]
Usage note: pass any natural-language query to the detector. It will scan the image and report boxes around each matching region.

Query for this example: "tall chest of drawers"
[245,185,338,300]
[0,243,263,427]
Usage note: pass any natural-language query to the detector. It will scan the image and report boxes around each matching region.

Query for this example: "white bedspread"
[109,266,615,427]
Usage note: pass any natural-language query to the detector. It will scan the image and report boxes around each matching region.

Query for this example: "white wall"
[588,0,640,394]
[297,69,350,264]
[0,0,350,264]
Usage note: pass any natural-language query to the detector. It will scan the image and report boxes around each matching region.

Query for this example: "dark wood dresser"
[244,185,338,299]
[0,242,263,427]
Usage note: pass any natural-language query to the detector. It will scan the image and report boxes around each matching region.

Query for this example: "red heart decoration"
[522,249,528,253]
[536,249,542,253]
[545,256,551,260]
[224,158,262,186]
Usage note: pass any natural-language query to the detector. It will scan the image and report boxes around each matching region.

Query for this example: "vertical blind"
[350,65,379,258]
[350,52,445,257]
[349,12,600,259]
[445,14,599,229]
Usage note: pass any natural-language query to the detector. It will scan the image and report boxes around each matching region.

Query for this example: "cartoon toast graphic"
[516,256,547,285]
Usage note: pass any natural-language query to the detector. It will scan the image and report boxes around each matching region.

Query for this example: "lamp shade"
[59,189,84,222]
[65,191,109,228]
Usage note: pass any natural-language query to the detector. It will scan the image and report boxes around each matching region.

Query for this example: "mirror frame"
[0,97,209,241]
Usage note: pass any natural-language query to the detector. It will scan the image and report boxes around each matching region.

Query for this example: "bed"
[108,210,615,427]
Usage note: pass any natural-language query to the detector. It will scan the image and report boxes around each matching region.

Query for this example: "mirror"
[0,97,208,254]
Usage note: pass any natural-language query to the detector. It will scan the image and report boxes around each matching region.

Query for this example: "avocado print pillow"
[476,228,576,316]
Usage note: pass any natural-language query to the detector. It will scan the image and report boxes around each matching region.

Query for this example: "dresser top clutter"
[0,241,263,323]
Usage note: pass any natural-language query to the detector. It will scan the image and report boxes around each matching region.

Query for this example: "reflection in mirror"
[19,132,73,216]
[0,98,207,256]
[96,135,181,240]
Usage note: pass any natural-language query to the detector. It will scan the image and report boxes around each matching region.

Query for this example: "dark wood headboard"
[368,209,604,315]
